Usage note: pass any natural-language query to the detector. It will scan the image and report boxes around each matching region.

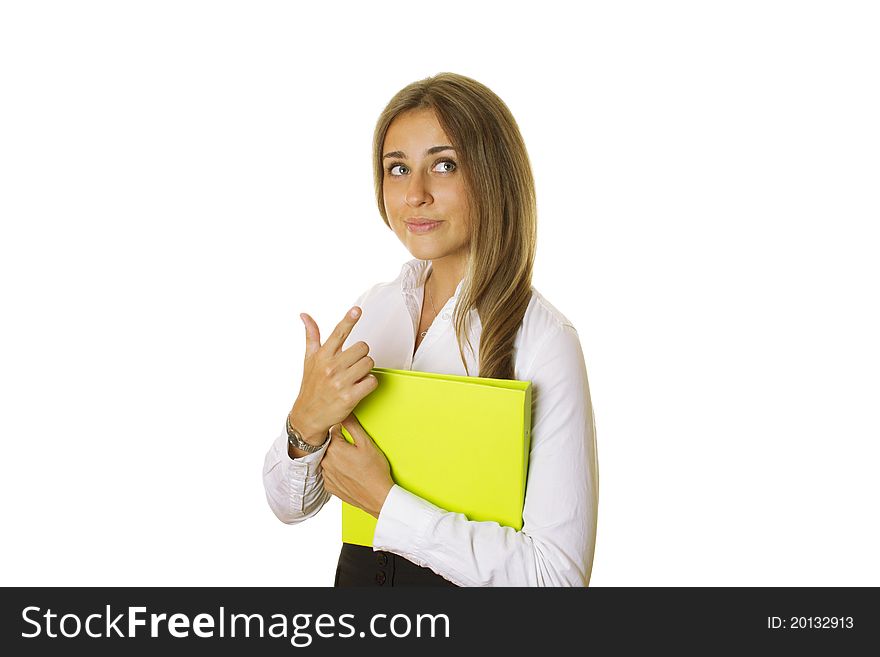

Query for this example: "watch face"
[289,433,316,452]
[288,425,329,452]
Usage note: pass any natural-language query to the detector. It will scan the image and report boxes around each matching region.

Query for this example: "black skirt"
[334,543,458,587]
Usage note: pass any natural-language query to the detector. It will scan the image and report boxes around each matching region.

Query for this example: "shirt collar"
[399,258,467,301]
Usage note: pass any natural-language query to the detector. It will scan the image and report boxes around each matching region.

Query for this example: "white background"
[1,1,877,586]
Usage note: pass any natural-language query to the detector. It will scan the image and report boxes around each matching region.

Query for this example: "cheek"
[452,182,469,210]
[382,181,395,205]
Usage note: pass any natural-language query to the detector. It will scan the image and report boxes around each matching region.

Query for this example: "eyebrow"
[382,145,456,160]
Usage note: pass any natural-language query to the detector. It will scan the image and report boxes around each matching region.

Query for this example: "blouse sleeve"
[262,428,333,524]
[372,323,599,586]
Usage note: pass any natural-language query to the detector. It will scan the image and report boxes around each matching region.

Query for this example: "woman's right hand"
[288,306,379,445]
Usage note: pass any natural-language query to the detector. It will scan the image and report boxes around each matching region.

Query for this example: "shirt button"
[441,312,450,320]
[377,554,388,567]
[375,572,386,585]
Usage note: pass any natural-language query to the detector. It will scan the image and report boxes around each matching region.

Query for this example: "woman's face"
[382,108,471,268]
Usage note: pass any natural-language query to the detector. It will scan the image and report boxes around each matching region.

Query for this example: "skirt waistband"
[334,543,458,587]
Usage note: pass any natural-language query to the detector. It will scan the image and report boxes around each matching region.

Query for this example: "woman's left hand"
[322,413,394,519]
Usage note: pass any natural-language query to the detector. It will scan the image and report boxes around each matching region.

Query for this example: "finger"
[341,413,368,447]
[350,371,380,400]
[300,313,322,357]
[323,306,362,355]
[339,414,356,446]
[330,423,353,447]
[336,340,371,369]
[339,353,376,388]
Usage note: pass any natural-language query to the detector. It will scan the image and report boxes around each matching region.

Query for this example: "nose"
[405,169,432,207]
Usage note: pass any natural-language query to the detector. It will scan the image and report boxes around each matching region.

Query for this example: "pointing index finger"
[324,306,361,354]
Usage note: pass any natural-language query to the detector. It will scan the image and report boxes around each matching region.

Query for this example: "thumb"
[332,422,358,448]
[341,413,367,447]
[329,423,347,447]
[300,312,321,356]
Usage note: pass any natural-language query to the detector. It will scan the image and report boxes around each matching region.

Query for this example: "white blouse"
[262,258,598,586]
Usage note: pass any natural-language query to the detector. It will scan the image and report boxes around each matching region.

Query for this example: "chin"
[395,234,438,260]
[404,245,440,261]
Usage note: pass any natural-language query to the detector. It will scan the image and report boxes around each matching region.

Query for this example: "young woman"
[263,72,598,586]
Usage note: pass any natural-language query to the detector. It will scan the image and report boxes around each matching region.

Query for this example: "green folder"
[340,367,533,548]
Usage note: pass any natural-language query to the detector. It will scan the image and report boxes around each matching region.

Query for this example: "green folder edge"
[340,367,532,548]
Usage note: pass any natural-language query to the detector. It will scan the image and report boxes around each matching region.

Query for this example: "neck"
[427,255,466,303]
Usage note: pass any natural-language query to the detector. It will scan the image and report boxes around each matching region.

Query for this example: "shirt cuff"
[277,429,329,475]
[372,484,443,559]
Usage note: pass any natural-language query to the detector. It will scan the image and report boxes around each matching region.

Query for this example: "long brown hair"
[372,72,537,380]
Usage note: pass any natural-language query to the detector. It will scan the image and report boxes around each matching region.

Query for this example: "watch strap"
[286,414,331,453]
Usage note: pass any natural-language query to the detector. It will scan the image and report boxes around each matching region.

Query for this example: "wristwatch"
[286,414,331,453]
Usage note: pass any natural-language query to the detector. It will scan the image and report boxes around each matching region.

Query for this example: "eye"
[387,163,408,177]
[434,159,457,173]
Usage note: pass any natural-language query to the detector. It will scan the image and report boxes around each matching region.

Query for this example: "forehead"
[384,109,453,152]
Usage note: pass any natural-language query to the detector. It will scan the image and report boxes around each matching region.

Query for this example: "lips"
[405,219,442,234]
